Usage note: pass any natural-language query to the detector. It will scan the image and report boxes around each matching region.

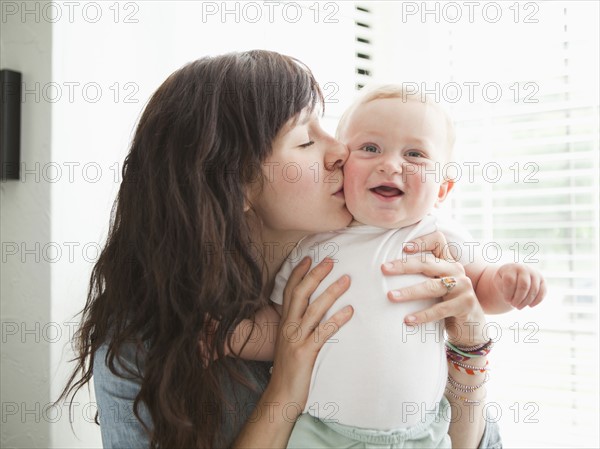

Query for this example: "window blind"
[445,4,599,448]
[354,3,374,89]
[363,1,599,447]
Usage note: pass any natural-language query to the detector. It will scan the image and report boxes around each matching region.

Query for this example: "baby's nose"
[377,156,403,175]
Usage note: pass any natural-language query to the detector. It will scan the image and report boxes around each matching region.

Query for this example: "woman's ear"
[435,179,455,206]
[244,169,263,213]
[243,184,256,213]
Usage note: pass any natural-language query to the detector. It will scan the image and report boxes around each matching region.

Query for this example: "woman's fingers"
[300,275,351,336]
[270,257,354,411]
[384,254,467,303]
[311,305,354,349]
[403,230,453,261]
[283,257,334,320]
[382,236,488,344]
[402,281,478,326]
[382,253,464,280]
[403,300,452,325]
[388,275,462,302]
[281,256,352,346]
[281,256,311,319]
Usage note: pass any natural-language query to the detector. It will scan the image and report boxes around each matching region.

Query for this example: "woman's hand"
[268,256,354,409]
[233,257,352,448]
[382,231,490,447]
[382,231,487,346]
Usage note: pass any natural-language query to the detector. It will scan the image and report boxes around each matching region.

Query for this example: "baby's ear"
[435,179,455,206]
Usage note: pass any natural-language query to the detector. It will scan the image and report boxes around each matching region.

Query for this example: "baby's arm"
[225,304,282,361]
[466,261,546,314]
[222,249,298,361]
[434,215,546,314]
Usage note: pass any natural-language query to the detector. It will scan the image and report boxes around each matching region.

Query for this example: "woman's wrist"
[445,336,491,406]
[263,378,295,406]
[445,308,488,347]
[263,368,307,418]
[231,380,298,449]
[445,357,489,404]
[446,339,493,362]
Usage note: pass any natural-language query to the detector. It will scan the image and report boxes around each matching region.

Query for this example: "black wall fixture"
[1,69,22,180]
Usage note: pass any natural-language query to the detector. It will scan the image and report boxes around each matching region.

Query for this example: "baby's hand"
[493,263,546,309]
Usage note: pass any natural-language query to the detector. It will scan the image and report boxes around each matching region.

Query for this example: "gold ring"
[440,276,457,293]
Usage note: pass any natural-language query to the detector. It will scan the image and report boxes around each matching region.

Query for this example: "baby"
[221,85,546,446]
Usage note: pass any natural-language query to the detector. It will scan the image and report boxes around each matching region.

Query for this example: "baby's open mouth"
[370,185,404,198]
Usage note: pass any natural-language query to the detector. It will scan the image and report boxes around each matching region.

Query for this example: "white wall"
[1,1,53,447]
[1,1,357,447]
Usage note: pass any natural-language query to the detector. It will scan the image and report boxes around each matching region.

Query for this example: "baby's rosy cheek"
[342,161,360,184]
[343,172,357,192]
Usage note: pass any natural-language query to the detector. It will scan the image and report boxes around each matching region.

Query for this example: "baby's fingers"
[517,275,543,309]
[529,278,547,307]
[511,273,533,309]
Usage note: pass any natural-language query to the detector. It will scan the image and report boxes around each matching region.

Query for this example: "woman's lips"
[333,187,345,199]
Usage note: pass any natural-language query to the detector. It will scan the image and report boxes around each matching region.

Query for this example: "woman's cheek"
[268,164,317,215]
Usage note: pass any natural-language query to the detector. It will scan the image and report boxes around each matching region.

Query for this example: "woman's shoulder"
[93,342,271,448]
[93,342,152,448]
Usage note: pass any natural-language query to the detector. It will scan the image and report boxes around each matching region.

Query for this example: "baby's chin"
[348,218,364,227]
[350,214,421,229]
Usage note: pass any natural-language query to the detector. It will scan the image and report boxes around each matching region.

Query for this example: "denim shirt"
[93,343,501,448]
[93,343,271,448]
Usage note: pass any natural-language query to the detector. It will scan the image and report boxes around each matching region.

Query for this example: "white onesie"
[270,214,472,431]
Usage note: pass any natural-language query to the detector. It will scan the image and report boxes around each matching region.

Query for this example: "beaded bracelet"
[446,348,478,363]
[446,342,493,363]
[452,339,494,353]
[444,387,482,405]
[447,372,489,392]
[449,359,490,375]
[446,339,493,358]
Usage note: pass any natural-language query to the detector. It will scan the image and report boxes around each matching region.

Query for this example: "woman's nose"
[325,137,349,171]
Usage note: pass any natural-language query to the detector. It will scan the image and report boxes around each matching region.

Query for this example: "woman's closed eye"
[299,140,315,148]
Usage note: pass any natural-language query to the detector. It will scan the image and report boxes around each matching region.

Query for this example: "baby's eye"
[405,150,424,158]
[361,144,380,153]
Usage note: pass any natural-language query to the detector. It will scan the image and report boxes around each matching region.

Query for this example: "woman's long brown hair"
[58,50,323,448]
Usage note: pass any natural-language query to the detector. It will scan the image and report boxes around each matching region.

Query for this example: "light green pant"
[287,397,451,449]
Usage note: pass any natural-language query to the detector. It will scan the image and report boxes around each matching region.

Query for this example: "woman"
[59,50,500,448]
